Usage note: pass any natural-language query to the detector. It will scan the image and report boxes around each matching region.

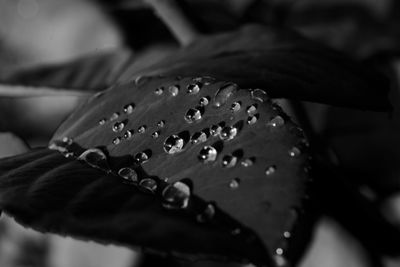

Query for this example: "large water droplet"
[118,167,138,183]
[134,151,151,164]
[187,82,202,94]
[164,135,185,154]
[247,114,259,125]
[157,120,165,128]
[112,137,121,145]
[268,115,285,127]
[214,83,238,107]
[162,181,191,209]
[230,101,241,112]
[139,178,158,193]
[251,89,269,102]
[110,112,120,121]
[98,118,106,125]
[154,87,164,95]
[198,146,218,162]
[123,103,135,114]
[247,104,257,116]
[210,124,222,136]
[112,121,125,132]
[197,203,216,222]
[199,96,210,106]
[78,148,109,171]
[184,107,203,123]
[124,130,134,139]
[219,126,238,141]
[289,147,301,157]
[168,85,180,96]
[229,178,240,189]
[222,155,238,168]
[138,125,146,134]
[241,158,254,167]
[152,131,160,139]
[265,165,276,176]
[191,131,208,144]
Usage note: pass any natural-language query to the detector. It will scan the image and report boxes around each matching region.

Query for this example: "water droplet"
[164,135,185,154]
[139,178,158,193]
[197,203,216,222]
[110,112,120,121]
[157,120,165,128]
[222,155,238,168]
[199,96,210,106]
[62,137,73,145]
[241,158,254,167]
[276,248,284,256]
[210,125,222,136]
[134,151,151,164]
[247,115,259,125]
[123,103,135,114]
[265,165,276,175]
[98,118,106,125]
[118,167,138,183]
[124,130,134,139]
[168,85,180,96]
[187,82,202,94]
[155,87,164,95]
[283,231,291,238]
[162,181,191,209]
[184,107,202,123]
[268,115,285,127]
[230,101,241,112]
[274,255,288,267]
[289,147,301,157]
[138,125,146,134]
[214,83,238,107]
[191,131,208,144]
[219,126,238,141]
[78,148,109,170]
[229,178,240,189]
[247,104,257,116]
[112,137,121,145]
[152,131,160,139]
[112,121,125,132]
[198,146,218,163]
[251,89,269,102]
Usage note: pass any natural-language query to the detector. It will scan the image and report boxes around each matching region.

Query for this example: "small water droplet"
[191,131,208,144]
[139,178,158,193]
[110,112,120,121]
[184,107,202,123]
[157,120,165,128]
[230,101,241,112]
[241,158,254,167]
[222,155,238,168]
[265,165,276,175]
[199,96,210,106]
[112,121,125,132]
[247,104,257,116]
[198,146,218,163]
[134,151,151,164]
[187,82,202,94]
[197,203,216,222]
[247,115,259,125]
[112,137,121,145]
[118,167,138,183]
[219,126,238,141]
[214,83,238,107]
[155,87,164,95]
[138,125,146,134]
[229,178,240,189]
[99,118,106,125]
[123,103,135,114]
[78,148,109,170]
[162,181,191,209]
[164,135,185,154]
[152,131,160,139]
[210,125,222,136]
[124,130,134,139]
[289,147,301,157]
[251,89,269,102]
[283,231,291,238]
[62,137,73,145]
[268,115,285,127]
[168,85,180,96]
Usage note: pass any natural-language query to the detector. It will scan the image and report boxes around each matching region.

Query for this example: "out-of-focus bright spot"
[17,0,39,19]
[299,218,370,267]
[0,132,28,158]
[381,194,400,228]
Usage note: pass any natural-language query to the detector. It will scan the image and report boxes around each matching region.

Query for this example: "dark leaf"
[0,76,314,265]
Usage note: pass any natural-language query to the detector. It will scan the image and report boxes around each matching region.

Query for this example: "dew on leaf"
[190,131,208,144]
[283,231,291,239]
[139,178,158,193]
[157,120,165,128]
[110,112,120,121]
[214,83,238,107]
[184,107,203,123]
[198,146,218,163]
[164,135,185,154]
[112,137,121,145]
[152,131,160,139]
[162,181,191,209]
[229,178,240,189]
[230,101,241,112]
[210,124,222,136]
[268,115,285,127]
[168,85,180,96]
[123,103,135,114]
[123,130,134,139]
[241,158,254,167]
[154,87,164,95]
[98,118,106,125]
[62,137,73,145]
[265,165,276,176]
[112,121,125,133]
[289,147,301,157]
[222,155,238,168]
[134,150,151,164]
[187,82,202,94]
[118,167,138,183]
[247,114,259,125]
[246,104,257,116]
[219,126,238,141]
[78,148,109,170]
[138,125,146,134]
[197,203,216,222]
[199,96,210,106]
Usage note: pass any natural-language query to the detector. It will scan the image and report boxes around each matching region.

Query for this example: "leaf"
[0,76,314,265]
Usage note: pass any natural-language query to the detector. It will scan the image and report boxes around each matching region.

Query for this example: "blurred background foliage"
[0,0,399,266]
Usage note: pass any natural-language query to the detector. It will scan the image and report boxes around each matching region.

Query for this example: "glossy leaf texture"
[0,25,391,111]
[0,76,313,266]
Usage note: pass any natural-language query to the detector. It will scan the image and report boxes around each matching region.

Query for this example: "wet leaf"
[0,76,313,265]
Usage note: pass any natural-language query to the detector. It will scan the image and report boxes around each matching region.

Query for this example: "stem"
[144,0,200,46]
[0,84,91,97]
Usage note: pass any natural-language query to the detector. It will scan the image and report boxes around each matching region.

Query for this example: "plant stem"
[144,0,200,46]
